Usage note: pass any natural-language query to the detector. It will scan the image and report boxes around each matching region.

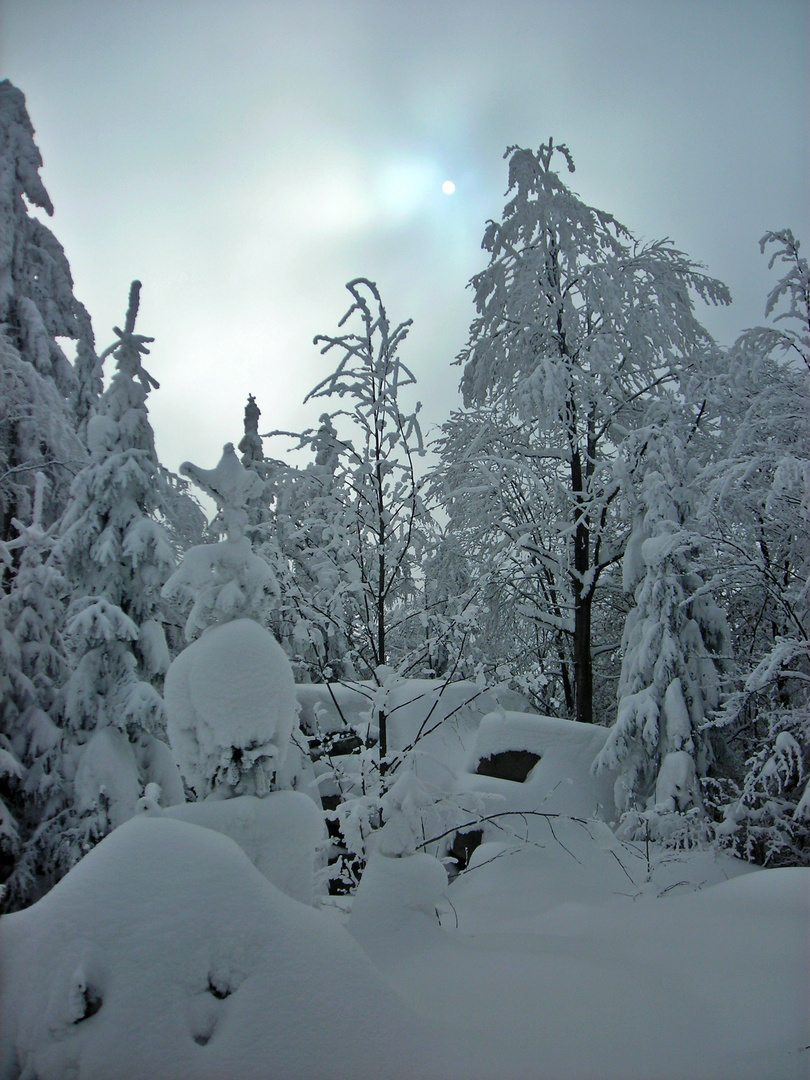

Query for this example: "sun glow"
[442,180,456,195]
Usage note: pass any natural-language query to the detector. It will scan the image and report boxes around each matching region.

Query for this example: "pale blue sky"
[2,0,808,475]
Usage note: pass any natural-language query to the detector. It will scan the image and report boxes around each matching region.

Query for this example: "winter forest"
[0,78,808,1078]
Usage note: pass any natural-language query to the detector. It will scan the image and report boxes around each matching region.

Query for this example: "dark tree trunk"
[571,443,594,725]
[572,590,593,725]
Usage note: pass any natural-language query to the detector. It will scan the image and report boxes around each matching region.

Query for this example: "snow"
[72,728,184,829]
[0,815,441,1080]
[379,858,809,1080]
[72,728,142,830]
[159,791,325,905]
[466,710,618,820]
[164,618,298,798]
[348,851,449,959]
[654,748,701,812]
[298,677,530,773]
[2,687,807,1079]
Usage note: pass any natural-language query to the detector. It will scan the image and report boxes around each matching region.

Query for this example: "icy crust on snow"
[159,792,324,905]
[464,710,619,821]
[0,816,443,1080]
[165,619,298,798]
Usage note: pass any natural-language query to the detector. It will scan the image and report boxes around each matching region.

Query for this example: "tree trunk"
[571,442,594,725]
[573,590,593,724]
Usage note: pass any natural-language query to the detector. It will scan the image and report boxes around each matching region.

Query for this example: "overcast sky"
[2,0,808,477]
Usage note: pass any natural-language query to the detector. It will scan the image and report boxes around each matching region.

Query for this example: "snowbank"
[379,847,809,1080]
[0,815,445,1080]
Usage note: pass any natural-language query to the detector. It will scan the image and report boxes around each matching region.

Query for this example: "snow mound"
[160,791,324,905]
[0,815,444,1080]
[165,619,298,798]
[348,852,448,959]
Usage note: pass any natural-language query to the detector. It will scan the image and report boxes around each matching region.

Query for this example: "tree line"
[1,83,807,910]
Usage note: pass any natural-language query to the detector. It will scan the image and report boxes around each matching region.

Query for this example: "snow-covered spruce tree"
[0,81,93,539]
[0,474,74,910]
[53,282,182,853]
[230,394,326,678]
[592,431,731,843]
[162,444,304,800]
[162,443,279,640]
[442,142,730,724]
[238,392,264,471]
[261,411,365,682]
[704,230,810,865]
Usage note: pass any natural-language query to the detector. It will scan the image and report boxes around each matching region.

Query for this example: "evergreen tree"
[162,442,279,640]
[53,283,181,852]
[162,446,302,800]
[264,412,362,681]
[0,81,93,539]
[0,474,72,910]
[592,433,731,842]
[704,231,810,865]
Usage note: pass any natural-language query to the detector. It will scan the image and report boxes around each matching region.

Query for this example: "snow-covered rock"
[464,711,619,821]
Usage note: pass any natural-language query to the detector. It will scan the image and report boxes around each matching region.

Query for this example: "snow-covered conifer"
[593,435,730,842]
[0,476,77,909]
[162,445,306,801]
[163,617,299,800]
[0,80,94,391]
[0,81,96,534]
[703,231,810,865]
[57,283,175,675]
[0,327,85,551]
[264,412,361,681]
[53,284,181,850]
[238,393,264,470]
[162,443,279,639]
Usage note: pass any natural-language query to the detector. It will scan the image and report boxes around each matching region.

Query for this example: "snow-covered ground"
[1,691,808,1080]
